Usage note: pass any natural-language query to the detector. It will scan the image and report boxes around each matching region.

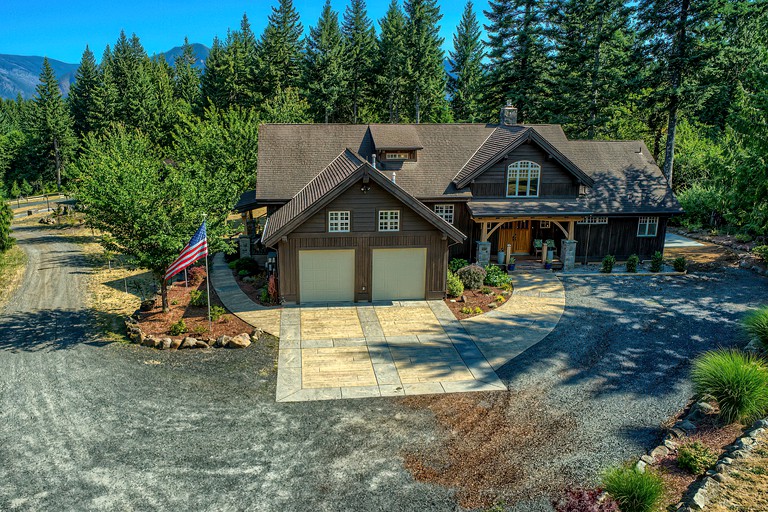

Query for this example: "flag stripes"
[164,221,209,281]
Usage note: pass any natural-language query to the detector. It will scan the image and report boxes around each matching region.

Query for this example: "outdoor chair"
[533,239,543,258]
[545,239,556,257]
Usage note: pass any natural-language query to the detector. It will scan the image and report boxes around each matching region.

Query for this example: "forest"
[0,0,767,235]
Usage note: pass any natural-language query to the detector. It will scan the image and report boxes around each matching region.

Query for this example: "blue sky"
[1,0,489,63]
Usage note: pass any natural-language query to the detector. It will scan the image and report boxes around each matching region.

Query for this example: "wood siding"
[470,143,580,198]
[422,200,473,260]
[574,216,668,262]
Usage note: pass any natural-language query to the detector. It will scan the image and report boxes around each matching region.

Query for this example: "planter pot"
[508,263,516,271]
[544,262,552,270]
[497,251,506,265]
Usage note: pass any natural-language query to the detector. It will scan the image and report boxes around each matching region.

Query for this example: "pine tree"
[404,0,451,123]
[0,187,13,252]
[257,0,304,100]
[448,1,485,122]
[304,1,348,123]
[377,1,409,122]
[341,0,377,123]
[200,37,227,110]
[10,181,20,199]
[90,52,119,134]
[68,45,100,137]
[221,15,259,108]
[30,58,76,191]
[173,37,202,107]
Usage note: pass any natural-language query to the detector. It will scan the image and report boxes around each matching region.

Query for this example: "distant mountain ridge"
[0,43,210,100]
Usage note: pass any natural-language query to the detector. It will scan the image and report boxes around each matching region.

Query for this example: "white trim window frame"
[385,152,409,160]
[434,204,454,224]
[506,160,541,197]
[539,220,551,228]
[378,209,400,231]
[637,216,659,237]
[577,216,609,225]
[328,210,350,232]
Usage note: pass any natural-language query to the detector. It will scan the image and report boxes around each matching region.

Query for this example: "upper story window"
[385,152,410,160]
[506,161,541,197]
[539,220,551,228]
[637,216,659,237]
[328,211,350,232]
[434,204,454,224]
[378,210,400,231]
[577,216,608,225]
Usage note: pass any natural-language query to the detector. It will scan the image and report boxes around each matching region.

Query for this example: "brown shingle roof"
[369,124,424,150]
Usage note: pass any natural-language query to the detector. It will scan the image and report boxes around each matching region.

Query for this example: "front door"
[498,221,532,254]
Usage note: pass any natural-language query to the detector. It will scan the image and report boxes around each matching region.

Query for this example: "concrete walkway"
[665,232,704,248]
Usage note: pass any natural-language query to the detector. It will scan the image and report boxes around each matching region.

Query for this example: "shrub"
[192,325,207,334]
[187,266,206,286]
[460,306,483,315]
[495,295,505,303]
[238,269,250,277]
[259,288,269,304]
[677,184,722,228]
[189,290,207,307]
[480,286,493,294]
[626,254,639,273]
[600,255,616,273]
[169,318,188,336]
[501,282,514,292]
[210,305,226,322]
[602,466,664,512]
[743,306,768,350]
[484,264,511,287]
[447,271,464,297]
[229,257,260,275]
[673,256,687,272]
[753,245,768,262]
[735,233,752,243]
[449,258,469,273]
[650,251,663,272]
[457,264,487,290]
[553,488,619,512]
[677,441,718,474]
[691,349,768,423]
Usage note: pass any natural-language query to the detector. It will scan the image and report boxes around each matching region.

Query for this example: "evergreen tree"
[262,87,311,123]
[30,58,76,191]
[341,0,377,123]
[0,187,13,252]
[90,55,119,134]
[257,0,304,100]
[68,45,100,137]
[20,178,33,196]
[10,181,20,199]
[377,1,409,122]
[200,37,227,110]
[173,37,202,107]
[448,1,484,122]
[304,1,348,123]
[221,15,259,108]
[404,0,451,123]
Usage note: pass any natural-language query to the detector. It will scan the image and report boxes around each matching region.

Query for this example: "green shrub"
[480,286,492,294]
[650,251,663,272]
[189,290,207,307]
[495,295,505,303]
[753,245,768,262]
[229,258,260,275]
[484,264,511,287]
[447,271,464,297]
[210,305,226,322]
[192,325,207,334]
[691,349,768,423]
[501,282,514,292]
[457,264,487,290]
[743,306,768,349]
[259,288,269,304]
[449,258,469,274]
[238,269,250,277]
[677,184,721,228]
[602,466,664,512]
[626,254,639,273]
[460,306,483,315]
[677,441,718,474]
[673,256,687,272]
[600,255,616,273]
[735,233,752,243]
[169,318,188,336]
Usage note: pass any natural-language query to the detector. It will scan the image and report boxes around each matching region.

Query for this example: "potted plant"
[544,258,553,270]
[507,257,516,271]
[497,249,506,265]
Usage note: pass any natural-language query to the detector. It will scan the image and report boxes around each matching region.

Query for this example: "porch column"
[568,220,575,240]
[561,240,577,271]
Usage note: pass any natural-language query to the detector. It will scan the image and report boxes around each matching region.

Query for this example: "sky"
[1,0,490,64]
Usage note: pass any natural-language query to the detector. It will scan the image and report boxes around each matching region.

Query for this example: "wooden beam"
[551,221,569,238]
[480,222,488,242]
[486,222,505,239]
[568,220,575,240]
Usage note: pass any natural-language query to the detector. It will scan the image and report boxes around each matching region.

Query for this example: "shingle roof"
[454,125,528,185]
[468,199,593,217]
[234,189,258,212]
[369,124,423,150]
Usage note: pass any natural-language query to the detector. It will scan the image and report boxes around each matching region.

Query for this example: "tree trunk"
[663,0,690,188]
[53,137,61,192]
[663,104,678,186]
[415,87,420,124]
[588,15,603,140]
[160,277,169,313]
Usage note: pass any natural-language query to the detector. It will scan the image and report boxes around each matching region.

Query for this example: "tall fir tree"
[304,1,348,123]
[448,1,485,122]
[200,37,227,110]
[404,0,451,123]
[377,1,409,122]
[68,45,100,137]
[90,49,119,134]
[173,37,202,108]
[221,15,259,108]
[257,0,304,101]
[341,0,377,123]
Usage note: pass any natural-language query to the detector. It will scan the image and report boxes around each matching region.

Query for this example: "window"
[378,210,400,231]
[506,161,541,197]
[434,204,454,224]
[328,211,350,232]
[385,152,409,160]
[539,220,550,228]
[637,216,659,237]
[577,216,609,225]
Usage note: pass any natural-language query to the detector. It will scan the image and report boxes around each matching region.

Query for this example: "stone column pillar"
[475,241,491,267]
[561,239,577,271]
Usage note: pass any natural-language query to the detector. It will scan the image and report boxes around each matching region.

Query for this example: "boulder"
[229,333,251,349]
[160,338,172,350]
[251,328,264,340]
[170,338,182,350]
[139,298,156,312]
[215,335,233,348]
[650,445,670,459]
[141,336,160,348]
[181,337,198,349]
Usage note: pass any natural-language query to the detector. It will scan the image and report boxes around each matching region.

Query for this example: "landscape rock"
[141,336,160,348]
[139,299,156,312]
[170,338,182,350]
[215,335,233,348]
[675,419,697,433]
[754,419,768,429]
[160,338,172,350]
[228,333,251,349]
[650,445,670,459]
[181,337,199,349]
[640,454,655,465]
[635,459,647,473]
[664,439,678,451]
[251,328,264,340]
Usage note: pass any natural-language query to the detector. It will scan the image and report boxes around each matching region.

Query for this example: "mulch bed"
[233,271,281,308]
[444,287,510,320]
[136,277,254,341]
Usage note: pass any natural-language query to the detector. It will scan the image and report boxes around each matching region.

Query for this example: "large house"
[236,104,681,304]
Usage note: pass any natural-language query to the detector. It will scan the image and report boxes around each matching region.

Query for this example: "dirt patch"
[400,390,579,509]
[666,228,765,273]
[234,271,280,308]
[0,245,27,311]
[709,432,768,512]
[444,287,510,320]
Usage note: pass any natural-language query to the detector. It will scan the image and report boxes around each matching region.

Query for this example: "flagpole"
[203,214,212,335]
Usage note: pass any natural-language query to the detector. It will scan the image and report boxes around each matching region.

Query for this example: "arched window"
[506,161,541,197]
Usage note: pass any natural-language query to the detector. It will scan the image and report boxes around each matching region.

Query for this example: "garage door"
[299,250,355,303]
[372,248,427,301]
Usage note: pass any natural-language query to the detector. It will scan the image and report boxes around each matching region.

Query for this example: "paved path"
[665,232,705,248]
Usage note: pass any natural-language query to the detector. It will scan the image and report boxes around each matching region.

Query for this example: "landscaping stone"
[650,445,670,458]
[181,337,199,349]
[668,427,687,439]
[664,439,678,451]
[170,338,182,350]
[159,338,172,350]
[640,454,655,465]
[215,335,233,348]
[676,419,697,433]
[228,333,251,349]
[635,459,647,473]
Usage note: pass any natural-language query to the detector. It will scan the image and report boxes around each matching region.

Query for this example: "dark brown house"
[239,105,682,304]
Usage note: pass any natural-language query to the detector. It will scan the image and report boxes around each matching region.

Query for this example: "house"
[237,104,682,304]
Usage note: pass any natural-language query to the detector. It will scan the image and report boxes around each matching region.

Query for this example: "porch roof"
[467,199,593,218]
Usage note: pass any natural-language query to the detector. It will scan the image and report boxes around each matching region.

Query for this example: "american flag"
[164,221,208,281]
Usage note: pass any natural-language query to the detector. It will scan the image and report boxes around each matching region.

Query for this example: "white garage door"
[372,248,427,301]
[299,250,355,303]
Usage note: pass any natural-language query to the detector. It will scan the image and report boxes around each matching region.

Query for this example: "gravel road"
[1,225,766,511]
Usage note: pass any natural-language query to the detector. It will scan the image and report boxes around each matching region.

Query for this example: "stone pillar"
[561,239,577,271]
[475,241,491,267]
[239,235,252,259]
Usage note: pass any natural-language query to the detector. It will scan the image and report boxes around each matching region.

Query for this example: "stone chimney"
[500,100,518,126]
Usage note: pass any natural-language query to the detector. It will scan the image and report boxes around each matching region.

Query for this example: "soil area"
[234,272,280,307]
[444,287,511,319]
[668,227,766,273]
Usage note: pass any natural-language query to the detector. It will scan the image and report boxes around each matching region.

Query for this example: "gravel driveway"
[1,226,766,511]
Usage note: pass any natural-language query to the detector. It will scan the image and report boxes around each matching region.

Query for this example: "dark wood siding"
[470,143,580,198]
[422,200,473,260]
[575,216,668,262]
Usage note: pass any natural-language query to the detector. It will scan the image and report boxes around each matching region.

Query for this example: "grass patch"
[708,432,768,512]
[602,466,664,512]
[0,245,27,309]
[743,305,768,349]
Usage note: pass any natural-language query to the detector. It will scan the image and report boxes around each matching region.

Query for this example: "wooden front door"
[498,221,532,254]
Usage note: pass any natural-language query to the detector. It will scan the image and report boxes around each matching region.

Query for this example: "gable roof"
[261,149,466,247]
[369,124,423,150]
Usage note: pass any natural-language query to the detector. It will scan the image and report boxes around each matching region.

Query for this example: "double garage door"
[298,248,426,303]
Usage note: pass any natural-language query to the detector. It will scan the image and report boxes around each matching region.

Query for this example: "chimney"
[372,153,377,169]
[391,172,396,184]
[500,100,518,126]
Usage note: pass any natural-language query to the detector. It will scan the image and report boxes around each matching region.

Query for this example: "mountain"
[0,43,210,100]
